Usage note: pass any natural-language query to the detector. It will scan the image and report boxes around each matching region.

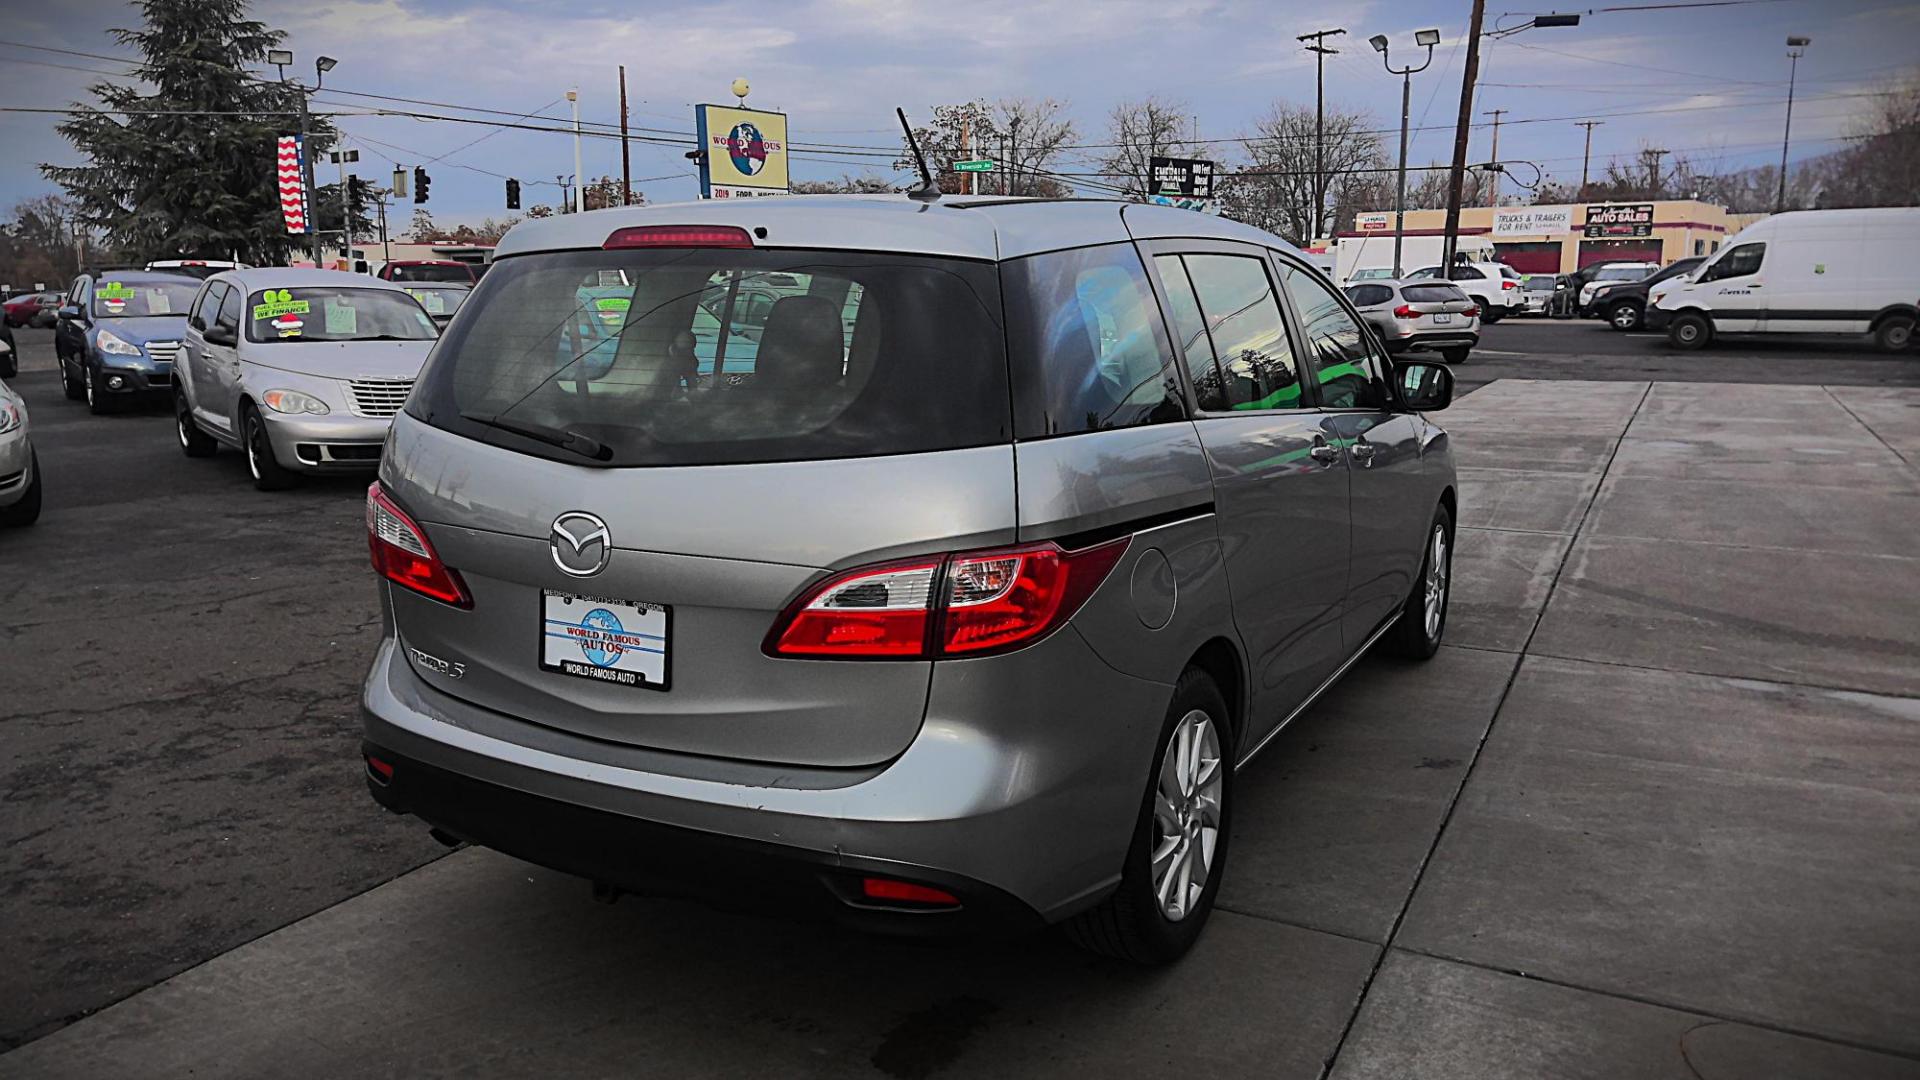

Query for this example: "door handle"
[1350,439,1377,467]
[1309,436,1340,466]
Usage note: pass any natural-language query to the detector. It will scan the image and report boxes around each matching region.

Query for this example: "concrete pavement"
[5,379,1918,1078]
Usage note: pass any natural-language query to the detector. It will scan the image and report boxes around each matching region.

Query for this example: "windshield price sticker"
[252,289,310,321]
[594,297,631,323]
[406,288,446,313]
[97,282,137,300]
[324,299,358,336]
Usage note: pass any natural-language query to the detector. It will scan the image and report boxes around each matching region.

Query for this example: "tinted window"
[1449,265,1486,280]
[245,287,437,343]
[1280,265,1388,411]
[1706,243,1764,281]
[190,282,224,328]
[411,247,1009,468]
[1182,254,1301,411]
[1402,284,1468,304]
[1153,254,1224,412]
[1405,266,1441,280]
[1005,243,1182,437]
[388,263,474,283]
[1344,284,1394,307]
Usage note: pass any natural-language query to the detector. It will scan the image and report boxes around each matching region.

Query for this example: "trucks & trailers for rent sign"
[1494,207,1573,236]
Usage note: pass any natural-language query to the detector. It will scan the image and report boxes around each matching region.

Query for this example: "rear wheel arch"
[1439,485,1457,523]
[1868,304,1918,331]
[1184,637,1244,755]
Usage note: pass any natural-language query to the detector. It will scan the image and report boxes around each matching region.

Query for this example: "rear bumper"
[362,741,1044,936]
[359,612,1169,932]
[1386,330,1480,354]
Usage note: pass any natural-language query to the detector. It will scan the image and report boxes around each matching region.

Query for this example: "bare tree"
[1814,68,1920,207]
[901,98,1077,196]
[791,173,899,194]
[1100,97,1196,197]
[1216,103,1385,244]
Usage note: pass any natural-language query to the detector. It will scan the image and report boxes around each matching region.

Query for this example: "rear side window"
[1180,254,1302,412]
[410,248,1008,468]
[1004,243,1183,438]
[1402,284,1467,303]
[1344,284,1394,307]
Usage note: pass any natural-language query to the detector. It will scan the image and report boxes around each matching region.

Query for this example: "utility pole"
[1643,147,1669,198]
[1777,36,1809,213]
[568,90,584,213]
[1298,27,1346,243]
[377,190,390,264]
[618,67,633,205]
[1574,120,1603,199]
[334,147,354,267]
[1483,109,1506,206]
[1440,0,1487,272]
[961,112,973,196]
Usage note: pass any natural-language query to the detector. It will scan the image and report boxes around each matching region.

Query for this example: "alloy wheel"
[1424,524,1449,639]
[1151,709,1223,922]
[246,417,262,481]
[84,365,94,407]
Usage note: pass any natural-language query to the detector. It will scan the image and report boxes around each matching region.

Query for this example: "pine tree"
[41,0,340,264]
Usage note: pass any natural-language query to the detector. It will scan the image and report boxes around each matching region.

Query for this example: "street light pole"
[1777,36,1809,213]
[1298,27,1346,243]
[271,52,335,268]
[1373,31,1439,279]
[1574,120,1603,199]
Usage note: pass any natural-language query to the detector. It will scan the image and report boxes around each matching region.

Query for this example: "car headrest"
[755,295,843,390]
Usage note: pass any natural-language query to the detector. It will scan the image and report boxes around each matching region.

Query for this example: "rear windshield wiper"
[460,412,612,462]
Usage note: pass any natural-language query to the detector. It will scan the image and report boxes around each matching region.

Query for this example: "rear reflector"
[861,878,960,907]
[364,754,394,784]
[766,537,1129,660]
[366,481,472,608]
[603,225,754,250]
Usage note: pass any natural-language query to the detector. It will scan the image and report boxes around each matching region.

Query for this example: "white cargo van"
[1646,208,1920,351]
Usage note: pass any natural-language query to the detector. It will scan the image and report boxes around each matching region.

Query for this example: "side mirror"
[1398,361,1454,412]
[0,339,15,380]
[204,323,237,347]
[58,303,83,322]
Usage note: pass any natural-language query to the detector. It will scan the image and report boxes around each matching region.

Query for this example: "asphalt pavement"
[3,324,1919,1077]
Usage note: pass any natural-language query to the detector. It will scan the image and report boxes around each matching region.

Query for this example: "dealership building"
[1339,200,1763,274]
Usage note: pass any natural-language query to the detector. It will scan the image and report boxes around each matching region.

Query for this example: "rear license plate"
[541,589,670,691]
[1432,313,1453,324]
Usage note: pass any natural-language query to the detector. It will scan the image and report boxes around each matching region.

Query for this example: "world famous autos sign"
[1584,203,1655,238]
[694,104,790,199]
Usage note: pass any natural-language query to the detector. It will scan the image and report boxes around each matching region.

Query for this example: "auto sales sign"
[1584,203,1655,238]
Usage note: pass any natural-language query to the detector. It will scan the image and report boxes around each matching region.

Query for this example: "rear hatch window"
[410,247,1009,466]
[1402,284,1469,304]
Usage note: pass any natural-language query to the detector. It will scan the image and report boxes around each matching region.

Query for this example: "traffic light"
[506,178,520,210]
[413,166,430,204]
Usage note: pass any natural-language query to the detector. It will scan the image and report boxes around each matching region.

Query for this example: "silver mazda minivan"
[360,195,1458,962]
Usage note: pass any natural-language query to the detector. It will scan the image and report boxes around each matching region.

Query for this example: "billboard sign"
[1356,211,1392,232]
[1584,203,1655,238]
[695,104,789,198]
[1494,206,1573,236]
[1149,156,1214,199]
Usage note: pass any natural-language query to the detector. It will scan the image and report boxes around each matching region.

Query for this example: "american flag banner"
[277,134,309,234]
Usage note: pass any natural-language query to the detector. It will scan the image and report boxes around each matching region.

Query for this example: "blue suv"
[54,271,199,414]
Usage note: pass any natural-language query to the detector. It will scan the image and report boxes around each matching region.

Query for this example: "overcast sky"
[1,0,1913,225]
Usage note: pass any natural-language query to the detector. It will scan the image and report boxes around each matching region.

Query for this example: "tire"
[1064,667,1233,965]
[84,362,115,415]
[1874,314,1914,353]
[60,357,85,401]
[1668,312,1713,350]
[243,404,298,491]
[1440,346,1471,365]
[176,388,217,458]
[0,450,42,526]
[1480,309,1504,325]
[1606,301,1642,331]
[1382,503,1453,660]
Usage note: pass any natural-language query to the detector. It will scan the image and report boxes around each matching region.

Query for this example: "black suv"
[1593,257,1707,332]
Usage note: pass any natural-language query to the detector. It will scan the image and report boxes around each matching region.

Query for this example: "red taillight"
[1463,304,1480,317]
[766,537,1130,660]
[364,754,394,784]
[602,225,754,250]
[366,481,472,608]
[1502,279,1518,290]
[1393,304,1417,319]
[861,877,959,906]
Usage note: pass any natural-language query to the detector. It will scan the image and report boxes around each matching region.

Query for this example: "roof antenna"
[897,107,940,202]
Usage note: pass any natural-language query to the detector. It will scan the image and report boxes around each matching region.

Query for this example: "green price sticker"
[252,290,310,321]
[97,282,137,300]
[594,297,630,322]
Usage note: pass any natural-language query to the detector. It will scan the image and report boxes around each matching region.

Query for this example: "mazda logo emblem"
[550,512,612,577]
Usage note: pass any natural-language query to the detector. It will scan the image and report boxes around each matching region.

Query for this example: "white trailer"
[1336,233,1497,284]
